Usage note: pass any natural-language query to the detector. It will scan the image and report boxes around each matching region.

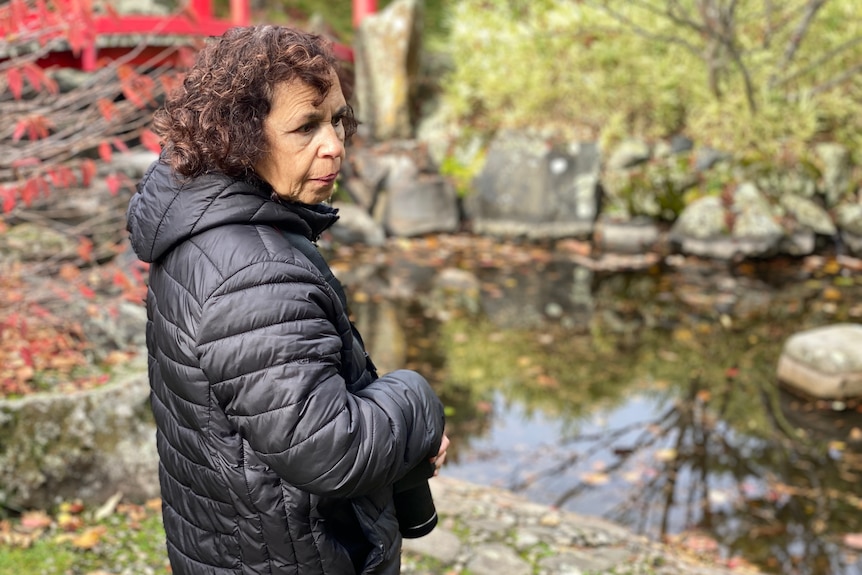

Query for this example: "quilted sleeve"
[197,259,445,498]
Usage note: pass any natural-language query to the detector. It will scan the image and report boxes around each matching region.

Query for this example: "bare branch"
[774,35,862,88]
[587,0,703,57]
[770,0,829,87]
[809,61,862,96]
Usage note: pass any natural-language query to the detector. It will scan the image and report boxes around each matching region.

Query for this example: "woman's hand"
[431,433,449,477]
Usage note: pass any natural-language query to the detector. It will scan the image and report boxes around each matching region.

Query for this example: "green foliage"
[245,0,450,45]
[442,0,862,160]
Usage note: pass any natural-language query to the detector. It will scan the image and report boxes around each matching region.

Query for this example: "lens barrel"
[393,480,437,538]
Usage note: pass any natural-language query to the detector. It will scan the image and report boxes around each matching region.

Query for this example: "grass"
[0,499,169,575]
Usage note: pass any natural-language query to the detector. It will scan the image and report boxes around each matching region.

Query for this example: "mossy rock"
[0,359,159,513]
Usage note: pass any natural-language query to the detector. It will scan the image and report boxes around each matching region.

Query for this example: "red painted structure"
[352,0,377,28]
[33,0,362,71]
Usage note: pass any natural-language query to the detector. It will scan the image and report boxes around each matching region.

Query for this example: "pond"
[330,236,862,575]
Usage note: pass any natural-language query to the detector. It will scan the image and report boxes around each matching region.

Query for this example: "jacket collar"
[126,159,339,263]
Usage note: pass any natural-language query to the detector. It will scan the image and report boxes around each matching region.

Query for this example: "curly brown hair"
[153,25,357,179]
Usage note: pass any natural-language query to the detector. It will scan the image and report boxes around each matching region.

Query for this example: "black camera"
[392,460,437,538]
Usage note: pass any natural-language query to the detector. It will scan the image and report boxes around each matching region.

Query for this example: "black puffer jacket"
[126,159,446,575]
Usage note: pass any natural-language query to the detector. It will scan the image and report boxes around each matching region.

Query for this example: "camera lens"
[393,480,437,538]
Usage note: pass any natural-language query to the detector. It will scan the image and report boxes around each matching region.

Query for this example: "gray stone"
[466,543,532,575]
[607,138,651,170]
[595,216,661,254]
[777,323,862,399]
[401,527,462,564]
[111,150,160,179]
[780,194,836,235]
[836,203,862,235]
[330,202,386,246]
[671,184,788,259]
[694,147,729,172]
[0,222,76,262]
[538,547,633,574]
[469,132,599,238]
[382,155,459,236]
[670,196,725,240]
[0,362,159,510]
[731,183,784,244]
[354,0,423,140]
[843,231,862,256]
[815,142,853,207]
[779,230,816,256]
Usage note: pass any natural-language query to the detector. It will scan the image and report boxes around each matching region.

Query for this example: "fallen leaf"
[72,526,107,549]
[844,533,862,550]
[20,510,52,531]
[581,471,610,486]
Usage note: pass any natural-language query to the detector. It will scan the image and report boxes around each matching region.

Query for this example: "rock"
[465,543,532,575]
[384,167,460,237]
[670,196,725,240]
[836,203,862,235]
[468,131,599,239]
[330,202,386,246]
[607,138,651,170]
[670,184,785,259]
[777,323,862,400]
[401,527,462,564]
[594,216,662,254]
[0,360,160,510]
[0,222,76,262]
[694,147,729,172]
[353,0,423,140]
[814,142,853,207]
[779,194,836,236]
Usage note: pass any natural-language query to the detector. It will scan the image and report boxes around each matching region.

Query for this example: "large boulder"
[670,183,784,259]
[353,0,423,141]
[777,323,862,400]
[467,131,600,239]
[0,360,159,510]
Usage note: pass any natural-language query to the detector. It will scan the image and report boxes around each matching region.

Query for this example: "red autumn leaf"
[112,269,131,289]
[80,159,97,186]
[6,67,23,99]
[12,118,28,142]
[21,62,43,92]
[112,137,129,153]
[11,156,41,169]
[20,510,52,531]
[105,173,122,196]
[19,346,34,367]
[140,129,162,153]
[77,237,94,262]
[98,141,113,163]
[176,47,197,68]
[1,187,16,213]
[97,98,115,122]
[20,178,40,206]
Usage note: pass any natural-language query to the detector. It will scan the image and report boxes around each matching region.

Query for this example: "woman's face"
[256,71,348,204]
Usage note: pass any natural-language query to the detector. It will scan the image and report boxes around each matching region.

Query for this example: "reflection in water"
[337,244,862,575]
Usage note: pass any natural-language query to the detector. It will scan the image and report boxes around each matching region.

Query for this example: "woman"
[126,25,448,575]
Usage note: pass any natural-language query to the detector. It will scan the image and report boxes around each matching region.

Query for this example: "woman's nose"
[318,125,345,158]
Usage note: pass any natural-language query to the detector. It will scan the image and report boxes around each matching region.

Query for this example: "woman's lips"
[315,173,338,184]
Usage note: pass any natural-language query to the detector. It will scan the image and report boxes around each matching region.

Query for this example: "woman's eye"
[298,123,316,134]
[332,116,343,127]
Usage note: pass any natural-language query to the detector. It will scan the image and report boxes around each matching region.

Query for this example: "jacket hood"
[126,159,339,263]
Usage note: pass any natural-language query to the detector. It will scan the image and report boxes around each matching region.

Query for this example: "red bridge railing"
[22,0,366,71]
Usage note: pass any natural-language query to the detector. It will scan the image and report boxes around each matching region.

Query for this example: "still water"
[332,237,862,575]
